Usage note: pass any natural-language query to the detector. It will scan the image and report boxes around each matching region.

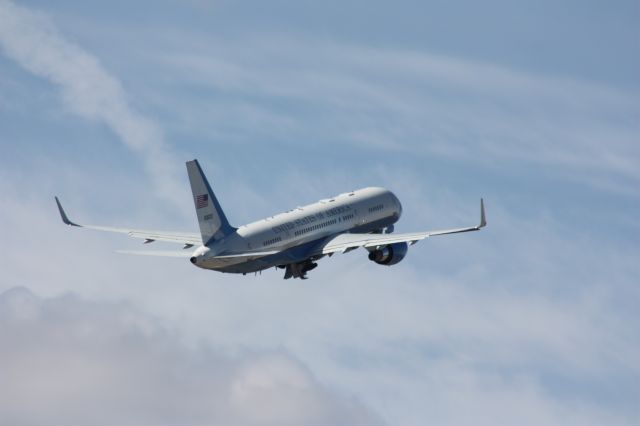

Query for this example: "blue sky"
[1,1,639,425]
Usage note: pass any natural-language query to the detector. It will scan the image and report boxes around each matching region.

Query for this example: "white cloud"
[0,286,384,426]
[1,163,638,426]
[0,0,183,207]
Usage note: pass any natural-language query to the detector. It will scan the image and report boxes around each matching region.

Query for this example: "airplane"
[55,159,486,279]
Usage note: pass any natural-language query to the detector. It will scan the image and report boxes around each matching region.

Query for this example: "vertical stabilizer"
[186,160,235,245]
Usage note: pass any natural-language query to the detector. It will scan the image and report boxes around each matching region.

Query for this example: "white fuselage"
[192,187,402,272]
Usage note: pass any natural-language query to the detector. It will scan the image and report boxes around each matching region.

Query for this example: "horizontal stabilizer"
[212,250,280,260]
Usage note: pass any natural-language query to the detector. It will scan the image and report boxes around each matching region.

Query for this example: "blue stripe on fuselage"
[213,214,400,274]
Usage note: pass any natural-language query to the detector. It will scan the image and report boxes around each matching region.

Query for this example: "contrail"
[0,0,183,206]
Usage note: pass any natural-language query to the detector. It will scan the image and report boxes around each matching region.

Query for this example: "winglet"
[55,196,80,227]
[479,198,487,229]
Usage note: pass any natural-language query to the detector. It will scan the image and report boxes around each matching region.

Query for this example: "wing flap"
[127,230,202,245]
[319,232,430,255]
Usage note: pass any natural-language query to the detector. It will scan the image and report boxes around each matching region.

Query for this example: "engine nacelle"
[368,242,409,265]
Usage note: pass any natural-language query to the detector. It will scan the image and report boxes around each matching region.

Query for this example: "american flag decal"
[195,194,209,209]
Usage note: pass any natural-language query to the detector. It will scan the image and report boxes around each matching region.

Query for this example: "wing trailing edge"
[315,198,487,255]
[54,196,202,246]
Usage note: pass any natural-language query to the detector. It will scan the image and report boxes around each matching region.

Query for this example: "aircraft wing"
[116,250,195,257]
[316,199,486,255]
[55,197,202,246]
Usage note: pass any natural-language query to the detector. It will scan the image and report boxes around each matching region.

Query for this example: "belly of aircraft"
[200,213,400,274]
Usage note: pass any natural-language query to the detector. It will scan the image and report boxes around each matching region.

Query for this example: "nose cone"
[390,191,402,219]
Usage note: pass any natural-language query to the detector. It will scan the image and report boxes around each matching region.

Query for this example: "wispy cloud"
[0,0,183,206]
[151,36,639,195]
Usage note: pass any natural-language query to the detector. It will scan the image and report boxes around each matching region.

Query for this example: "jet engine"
[367,242,409,265]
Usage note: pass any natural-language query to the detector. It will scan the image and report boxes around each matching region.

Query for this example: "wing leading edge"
[316,198,486,256]
[55,196,202,246]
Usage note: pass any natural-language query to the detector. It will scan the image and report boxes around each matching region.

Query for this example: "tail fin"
[186,160,236,245]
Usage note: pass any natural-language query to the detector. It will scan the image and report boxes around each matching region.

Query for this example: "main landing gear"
[280,259,318,280]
